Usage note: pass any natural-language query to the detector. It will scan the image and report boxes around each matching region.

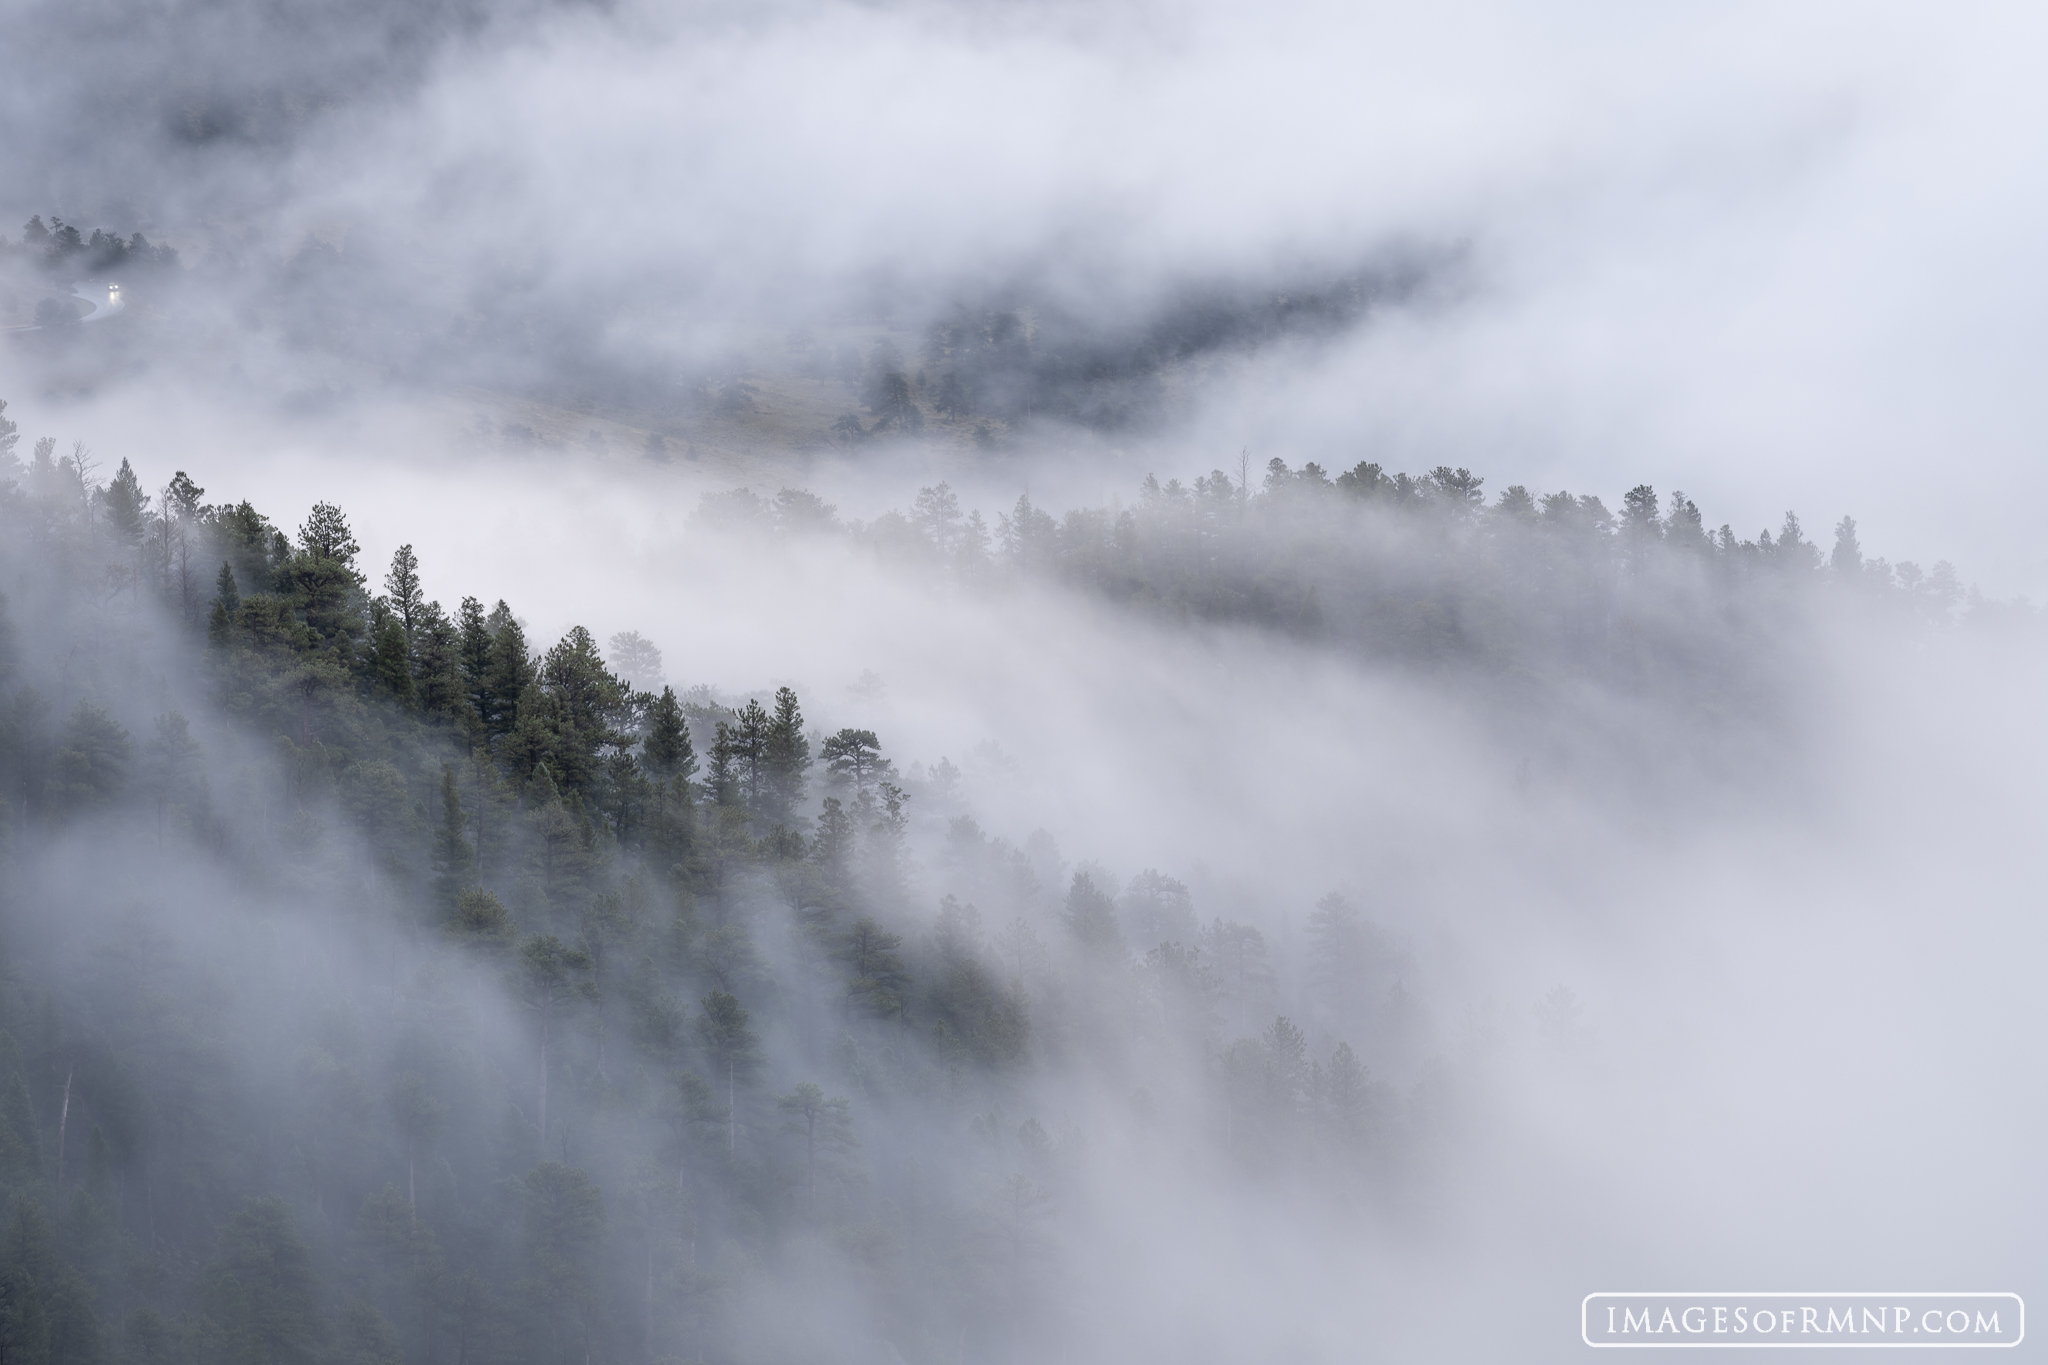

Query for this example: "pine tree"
[410,602,465,720]
[520,1164,605,1362]
[52,703,131,812]
[643,687,696,859]
[835,919,911,1020]
[371,619,414,707]
[284,508,366,645]
[100,459,146,543]
[777,1083,854,1209]
[202,1197,326,1365]
[1306,892,1382,1035]
[696,992,761,1155]
[536,626,626,797]
[1062,873,1122,954]
[142,712,208,845]
[1620,483,1662,555]
[1830,516,1864,577]
[859,782,910,896]
[730,699,770,814]
[605,630,663,688]
[449,888,514,952]
[644,687,695,786]
[297,502,360,568]
[457,597,495,724]
[820,729,890,798]
[761,686,809,826]
[165,470,204,520]
[483,603,534,740]
[928,900,1028,1069]
[519,935,591,1146]
[1119,870,1195,951]
[382,544,423,644]
[213,561,240,619]
[432,765,474,904]
[1204,919,1274,1034]
[706,722,740,811]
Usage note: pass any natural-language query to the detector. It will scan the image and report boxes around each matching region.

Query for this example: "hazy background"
[4,0,2048,588]
[2,0,2044,1360]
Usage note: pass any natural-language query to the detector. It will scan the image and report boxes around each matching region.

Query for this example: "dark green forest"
[0,392,2026,1365]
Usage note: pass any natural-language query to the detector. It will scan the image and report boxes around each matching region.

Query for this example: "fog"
[1,0,2045,1362]
[10,0,2048,582]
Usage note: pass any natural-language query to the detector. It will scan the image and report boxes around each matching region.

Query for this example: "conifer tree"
[297,502,360,568]
[643,687,696,858]
[731,698,770,814]
[432,764,475,904]
[1306,892,1382,1035]
[371,619,414,706]
[382,544,423,644]
[1204,919,1275,1034]
[1062,872,1122,954]
[811,797,854,887]
[859,782,911,896]
[284,505,366,646]
[458,597,496,723]
[450,888,515,953]
[1321,1041,1374,1150]
[483,603,534,740]
[536,626,626,796]
[101,459,146,543]
[142,712,207,845]
[213,561,240,620]
[761,686,809,826]
[644,687,696,787]
[820,729,890,798]
[52,703,131,812]
[520,1164,605,1361]
[777,1083,854,1208]
[1831,516,1864,577]
[203,1198,325,1365]
[411,601,465,720]
[1120,870,1195,951]
[519,936,592,1147]
[706,722,740,810]
[696,992,761,1155]
[836,918,911,1020]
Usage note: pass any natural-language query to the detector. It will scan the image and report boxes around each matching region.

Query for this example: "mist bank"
[0,204,1444,467]
[2,400,2044,1362]
[10,0,2048,589]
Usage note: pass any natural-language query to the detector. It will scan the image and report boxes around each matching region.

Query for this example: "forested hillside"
[0,394,2024,1365]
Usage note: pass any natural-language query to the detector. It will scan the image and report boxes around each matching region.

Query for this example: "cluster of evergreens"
[1,219,183,281]
[1,389,2027,1363]
[842,456,1976,644]
[716,457,2020,794]
[829,280,1407,443]
[0,397,1455,1365]
[905,277,1401,433]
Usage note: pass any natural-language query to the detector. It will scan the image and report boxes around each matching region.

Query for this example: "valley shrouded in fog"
[2,1,2046,1363]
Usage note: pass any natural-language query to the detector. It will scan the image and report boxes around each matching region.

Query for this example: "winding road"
[1,279,126,332]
